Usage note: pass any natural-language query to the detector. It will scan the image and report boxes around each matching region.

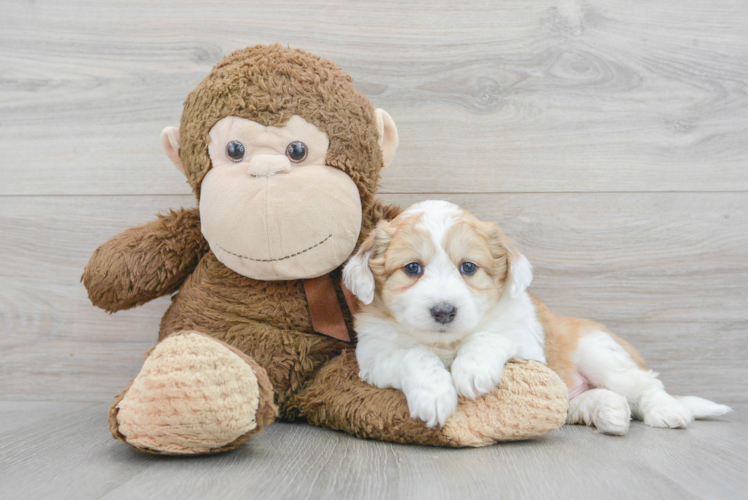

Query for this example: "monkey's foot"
[110,331,277,455]
[441,360,569,446]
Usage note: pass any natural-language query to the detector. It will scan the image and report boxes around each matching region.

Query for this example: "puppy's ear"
[343,222,390,305]
[507,249,533,297]
[484,222,533,297]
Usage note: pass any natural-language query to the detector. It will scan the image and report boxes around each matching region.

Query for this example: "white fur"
[567,388,631,435]
[343,249,375,305]
[508,252,533,298]
[356,290,547,426]
[350,200,545,427]
[571,331,731,432]
[348,200,731,431]
[676,396,732,419]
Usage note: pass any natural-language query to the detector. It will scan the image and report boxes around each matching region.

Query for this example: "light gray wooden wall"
[1,0,746,405]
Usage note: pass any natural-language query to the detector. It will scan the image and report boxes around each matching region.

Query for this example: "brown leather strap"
[341,281,359,316]
[302,274,353,343]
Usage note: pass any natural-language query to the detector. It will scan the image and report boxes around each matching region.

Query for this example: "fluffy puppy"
[343,200,731,433]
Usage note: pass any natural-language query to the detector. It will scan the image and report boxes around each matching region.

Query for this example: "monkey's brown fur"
[83,45,567,454]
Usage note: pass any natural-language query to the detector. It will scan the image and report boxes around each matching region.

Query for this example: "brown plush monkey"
[83,45,568,455]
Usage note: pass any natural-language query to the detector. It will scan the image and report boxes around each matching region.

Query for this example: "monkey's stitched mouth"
[217,234,332,263]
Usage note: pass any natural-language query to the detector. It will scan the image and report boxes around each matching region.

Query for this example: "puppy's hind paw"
[567,388,630,436]
[642,392,694,429]
[593,399,631,435]
[644,404,693,429]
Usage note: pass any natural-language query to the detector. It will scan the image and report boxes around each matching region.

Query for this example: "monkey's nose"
[430,303,457,324]
[246,154,291,177]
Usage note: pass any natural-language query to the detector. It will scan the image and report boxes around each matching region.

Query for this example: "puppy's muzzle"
[430,303,457,324]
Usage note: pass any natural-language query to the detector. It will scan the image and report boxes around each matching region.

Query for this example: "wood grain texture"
[1,1,746,497]
[1,0,747,195]
[0,401,744,500]
[0,193,744,404]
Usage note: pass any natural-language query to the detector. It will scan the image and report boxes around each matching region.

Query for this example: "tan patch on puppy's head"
[344,202,533,341]
[343,211,429,306]
[344,202,533,316]
[443,210,531,301]
[372,213,437,310]
[443,215,504,306]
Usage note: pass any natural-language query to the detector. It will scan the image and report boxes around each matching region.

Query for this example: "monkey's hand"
[82,207,208,312]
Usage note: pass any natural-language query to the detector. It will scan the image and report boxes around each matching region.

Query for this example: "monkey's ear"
[160,126,185,175]
[374,109,398,168]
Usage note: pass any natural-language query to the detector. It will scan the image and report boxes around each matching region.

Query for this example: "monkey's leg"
[110,331,277,455]
[292,351,568,447]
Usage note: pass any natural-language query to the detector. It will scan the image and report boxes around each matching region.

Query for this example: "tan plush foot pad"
[296,351,568,447]
[110,331,277,455]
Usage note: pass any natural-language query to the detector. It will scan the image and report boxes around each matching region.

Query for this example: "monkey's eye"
[460,262,478,276]
[226,141,245,162]
[286,141,308,163]
[403,262,423,277]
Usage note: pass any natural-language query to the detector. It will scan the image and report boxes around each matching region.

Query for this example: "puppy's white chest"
[429,344,460,369]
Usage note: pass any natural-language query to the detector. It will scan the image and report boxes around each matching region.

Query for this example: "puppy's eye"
[226,141,245,162]
[403,262,423,277]
[460,262,478,275]
[286,141,308,163]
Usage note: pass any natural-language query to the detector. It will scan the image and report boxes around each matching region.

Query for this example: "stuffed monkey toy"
[83,45,568,455]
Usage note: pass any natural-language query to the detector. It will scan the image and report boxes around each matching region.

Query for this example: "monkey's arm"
[82,207,208,313]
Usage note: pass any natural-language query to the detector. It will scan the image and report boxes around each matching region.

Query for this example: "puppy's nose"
[430,303,457,324]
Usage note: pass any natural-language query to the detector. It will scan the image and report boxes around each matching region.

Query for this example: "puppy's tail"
[676,396,732,419]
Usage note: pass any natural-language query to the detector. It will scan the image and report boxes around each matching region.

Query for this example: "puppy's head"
[343,200,532,342]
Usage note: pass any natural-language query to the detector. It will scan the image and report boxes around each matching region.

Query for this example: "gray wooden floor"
[0,402,745,500]
[1,0,747,499]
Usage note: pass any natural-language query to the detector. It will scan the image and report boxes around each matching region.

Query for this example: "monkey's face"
[161,45,399,282]
[196,115,362,280]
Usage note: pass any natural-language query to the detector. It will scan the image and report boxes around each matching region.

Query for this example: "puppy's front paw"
[404,375,458,428]
[451,354,506,399]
